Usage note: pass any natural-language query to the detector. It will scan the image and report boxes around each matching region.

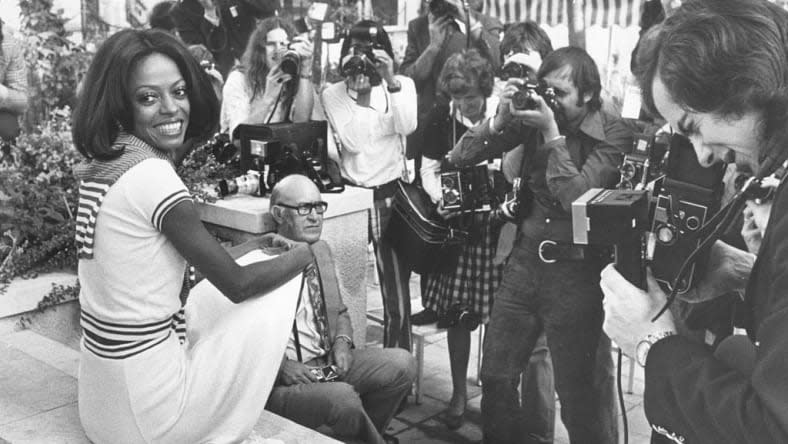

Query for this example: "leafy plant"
[0,109,80,292]
[176,142,241,203]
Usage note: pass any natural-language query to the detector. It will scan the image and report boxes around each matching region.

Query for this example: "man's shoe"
[440,410,464,430]
[410,308,438,325]
[382,433,399,444]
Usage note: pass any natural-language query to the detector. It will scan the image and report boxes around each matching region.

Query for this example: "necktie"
[305,263,330,350]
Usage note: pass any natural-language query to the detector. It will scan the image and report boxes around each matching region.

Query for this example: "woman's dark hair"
[635,0,788,162]
[438,49,495,98]
[500,21,553,61]
[340,20,395,61]
[149,1,176,33]
[72,28,219,160]
[239,17,295,101]
[538,46,601,111]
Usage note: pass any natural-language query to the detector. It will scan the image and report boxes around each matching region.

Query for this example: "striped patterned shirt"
[0,36,28,114]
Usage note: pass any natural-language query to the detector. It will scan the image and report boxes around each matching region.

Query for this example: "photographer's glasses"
[277,201,329,215]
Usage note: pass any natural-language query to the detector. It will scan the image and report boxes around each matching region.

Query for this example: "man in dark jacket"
[448,46,630,444]
[601,0,788,442]
[171,0,278,77]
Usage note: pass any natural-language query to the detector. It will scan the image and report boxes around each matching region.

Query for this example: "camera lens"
[685,216,700,231]
[656,225,675,244]
[280,50,300,77]
[620,161,637,180]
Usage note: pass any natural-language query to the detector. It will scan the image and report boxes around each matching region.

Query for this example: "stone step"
[0,329,340,444]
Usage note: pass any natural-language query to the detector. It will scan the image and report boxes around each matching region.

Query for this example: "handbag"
[385,180,468,274]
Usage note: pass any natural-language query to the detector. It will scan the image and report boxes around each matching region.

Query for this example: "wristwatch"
[387,80,402,93]
[334,334,354,349]
[635,331,676,367]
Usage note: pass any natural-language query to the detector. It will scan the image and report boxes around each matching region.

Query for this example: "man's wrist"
[635,330,677,367]
[334,334,354,349]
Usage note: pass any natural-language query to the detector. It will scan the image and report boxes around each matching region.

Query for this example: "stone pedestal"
[196,187,373,347]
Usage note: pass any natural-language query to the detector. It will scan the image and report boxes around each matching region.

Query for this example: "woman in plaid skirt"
[419,49,504,429]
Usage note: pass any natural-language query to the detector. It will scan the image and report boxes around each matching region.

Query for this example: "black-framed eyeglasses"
[277,201,328,215]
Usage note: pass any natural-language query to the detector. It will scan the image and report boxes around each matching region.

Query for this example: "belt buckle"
[538,240,557,264]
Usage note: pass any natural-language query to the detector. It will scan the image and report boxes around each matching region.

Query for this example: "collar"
[448,95,499,128]
[575,109,606,142]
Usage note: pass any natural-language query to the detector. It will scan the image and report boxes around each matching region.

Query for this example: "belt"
[345,179,400,199]
[521,237,601,264]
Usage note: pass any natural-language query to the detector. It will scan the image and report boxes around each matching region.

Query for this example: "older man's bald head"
[270,174,322,207]
[270,174,325,243]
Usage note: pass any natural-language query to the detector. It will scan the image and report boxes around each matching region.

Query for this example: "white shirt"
[220,70,292,136]
[321,75,417,187]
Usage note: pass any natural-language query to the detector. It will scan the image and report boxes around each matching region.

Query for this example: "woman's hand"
[264,64,293,99]
[436,199,461,220]
[600,265,677,358]
[290,37,314,75]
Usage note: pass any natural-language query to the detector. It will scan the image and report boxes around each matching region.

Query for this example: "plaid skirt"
[423,213,503,325]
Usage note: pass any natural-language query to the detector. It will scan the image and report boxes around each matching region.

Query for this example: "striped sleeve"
[121,159,192,232]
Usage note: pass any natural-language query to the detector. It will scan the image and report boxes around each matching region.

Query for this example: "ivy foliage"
[0,110,81,291]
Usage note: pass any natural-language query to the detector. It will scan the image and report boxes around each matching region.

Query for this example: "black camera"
[215,170,263,197]
[441,165,493,212]
[489,177,534,225]
[310,364,340,382]
[511,80,560,113]
[279,46,301,78]
[205,132,238,164]
[500,61,536,82]
[341,43,382,86]
[571,132,725,293]
[438,303,482,331]
[617,132,669,190]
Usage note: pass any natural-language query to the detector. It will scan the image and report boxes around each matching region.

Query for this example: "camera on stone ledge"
[440,165,493,213]
[438,303,482,331]
[341,42,382,86]
[511,80,560,113]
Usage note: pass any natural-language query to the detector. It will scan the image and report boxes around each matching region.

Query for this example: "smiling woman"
[70,29,316,444]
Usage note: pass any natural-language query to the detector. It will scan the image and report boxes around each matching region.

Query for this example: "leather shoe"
[441,410,464,430]
[410,308,438,325]
[382,433,399,444]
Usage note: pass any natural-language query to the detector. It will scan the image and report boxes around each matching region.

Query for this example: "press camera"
[341,42,382,85]
[440,165,493,212]
[511,80,560,113]
[499,61,536,82]
[437,303,482,331]
[231,121,344,195]
[573,132,725,292]
[617,132,669,190]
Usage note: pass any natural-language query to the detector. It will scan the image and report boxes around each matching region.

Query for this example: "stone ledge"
[0,271,78,319]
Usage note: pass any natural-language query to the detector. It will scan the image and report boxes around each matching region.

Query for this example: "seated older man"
[264,174,416,444]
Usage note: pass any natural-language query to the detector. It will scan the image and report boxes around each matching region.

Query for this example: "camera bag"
[385,180,468,274]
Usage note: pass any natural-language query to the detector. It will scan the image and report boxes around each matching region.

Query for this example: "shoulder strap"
[292,273,307,362]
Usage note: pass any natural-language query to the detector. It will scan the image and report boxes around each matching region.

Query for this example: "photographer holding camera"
[400,0,501,173]
[600,0,788,442]
[447,46,632,444]
[220,17,314,137]
[321,20,417,352]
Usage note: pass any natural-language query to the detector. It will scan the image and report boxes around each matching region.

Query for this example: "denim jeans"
[481,235,617,444]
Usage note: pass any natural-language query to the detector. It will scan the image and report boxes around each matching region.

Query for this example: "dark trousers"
[369,188,412,351]
[481,235,617,444]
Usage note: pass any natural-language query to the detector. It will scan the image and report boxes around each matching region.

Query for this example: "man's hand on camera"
[372,49,396,85]
[491,79,521,132]
[279,359,319,385]
[509,93,560,141]
[427,14,453,50]
[331,341,353,377]
[677,240,755,303]
[600,265,677,359]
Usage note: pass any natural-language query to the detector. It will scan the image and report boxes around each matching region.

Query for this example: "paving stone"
[1,330,79,379]
[0,402,89,444]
